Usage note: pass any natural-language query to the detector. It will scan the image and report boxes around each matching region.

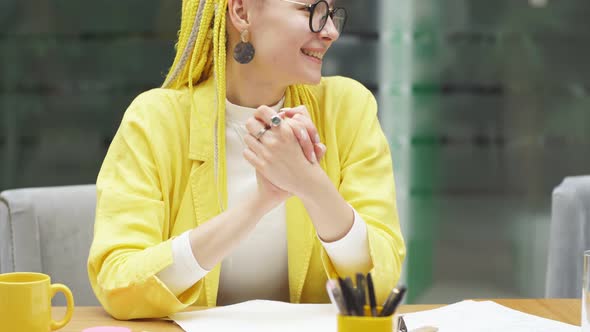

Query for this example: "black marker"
[337,277,354,316]
[381,285,407,316]
[356,273,366,315]
[344,277,362,316]
[366,273,377,317]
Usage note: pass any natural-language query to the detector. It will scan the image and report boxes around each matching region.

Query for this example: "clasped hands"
[242,105,326,206]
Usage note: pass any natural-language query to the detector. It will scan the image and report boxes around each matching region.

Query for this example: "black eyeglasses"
[281,0,347,35]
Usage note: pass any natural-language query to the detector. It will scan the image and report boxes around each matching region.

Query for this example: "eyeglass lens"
[311,1,345,34]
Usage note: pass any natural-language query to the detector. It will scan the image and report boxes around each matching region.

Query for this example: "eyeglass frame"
[280,0,347,34]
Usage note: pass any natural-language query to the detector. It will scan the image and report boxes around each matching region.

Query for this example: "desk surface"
[52,299,580,332]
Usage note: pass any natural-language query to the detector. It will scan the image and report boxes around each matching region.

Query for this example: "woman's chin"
[298,73,322,86]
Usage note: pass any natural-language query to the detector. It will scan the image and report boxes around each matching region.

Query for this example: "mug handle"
[50,283,75,331]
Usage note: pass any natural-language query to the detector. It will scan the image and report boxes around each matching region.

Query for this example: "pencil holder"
[337,306,394,332]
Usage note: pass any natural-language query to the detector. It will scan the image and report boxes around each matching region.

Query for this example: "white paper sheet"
[401,300,579,332]
[171,300,338,332]
[171,299,579,332]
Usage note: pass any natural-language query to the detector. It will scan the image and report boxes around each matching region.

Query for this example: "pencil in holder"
[337,306,394,332]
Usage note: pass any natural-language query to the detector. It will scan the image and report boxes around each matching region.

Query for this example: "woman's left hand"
[243,106,323,198]
[280,106,326,165]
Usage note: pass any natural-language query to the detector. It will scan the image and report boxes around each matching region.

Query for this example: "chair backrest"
[545,176,590,298]
[0,198,9,274]
[0,185,98,305]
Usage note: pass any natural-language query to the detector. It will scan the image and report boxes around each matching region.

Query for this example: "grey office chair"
[545,176,590,298]
[0,185,98,305]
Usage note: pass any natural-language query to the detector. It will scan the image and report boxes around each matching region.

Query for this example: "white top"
[156,98,372,304]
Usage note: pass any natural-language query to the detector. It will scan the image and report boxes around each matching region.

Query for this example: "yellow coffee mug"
[0,272,74,331]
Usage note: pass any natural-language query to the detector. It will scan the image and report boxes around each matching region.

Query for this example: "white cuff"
[156,230,210,296]
[319,207,372,277]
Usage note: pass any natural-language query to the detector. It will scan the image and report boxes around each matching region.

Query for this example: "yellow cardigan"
[88,76,406,320]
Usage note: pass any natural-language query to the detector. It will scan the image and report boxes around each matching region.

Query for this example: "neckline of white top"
[225,96,286,125]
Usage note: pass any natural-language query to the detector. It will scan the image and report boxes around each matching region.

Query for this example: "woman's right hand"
[246,156,327,212]
[243,105,326,209]
[254,168,291,208]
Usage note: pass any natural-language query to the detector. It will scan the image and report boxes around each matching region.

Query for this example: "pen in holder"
[327,273,407,332]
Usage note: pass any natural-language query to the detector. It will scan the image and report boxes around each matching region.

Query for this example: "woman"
[88,0,405,320]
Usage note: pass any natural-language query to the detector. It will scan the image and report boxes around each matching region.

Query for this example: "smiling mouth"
[301,49,324,60]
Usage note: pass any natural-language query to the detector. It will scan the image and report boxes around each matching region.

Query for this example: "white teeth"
[302,49,323,60]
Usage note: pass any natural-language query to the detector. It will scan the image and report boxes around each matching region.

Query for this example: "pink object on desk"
[82,327,132,332]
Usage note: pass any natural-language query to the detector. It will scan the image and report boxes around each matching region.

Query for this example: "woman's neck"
[225,58,287,108]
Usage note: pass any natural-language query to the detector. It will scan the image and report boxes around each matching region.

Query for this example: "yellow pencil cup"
[337,306,394,332]
[0,272,75,332]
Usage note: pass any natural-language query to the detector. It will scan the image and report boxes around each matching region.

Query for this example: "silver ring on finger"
[254,127,269,140]
[270,115,282,127]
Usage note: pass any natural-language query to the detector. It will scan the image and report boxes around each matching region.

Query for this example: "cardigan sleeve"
[87,94,203,320]
[319,83,406,305]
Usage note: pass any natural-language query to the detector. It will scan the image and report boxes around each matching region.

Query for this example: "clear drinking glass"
[583,250,590,331]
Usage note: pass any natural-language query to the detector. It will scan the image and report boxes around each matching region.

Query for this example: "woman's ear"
[227,0,251,32]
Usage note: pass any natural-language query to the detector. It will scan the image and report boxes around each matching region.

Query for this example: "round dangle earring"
[233,29,255,64]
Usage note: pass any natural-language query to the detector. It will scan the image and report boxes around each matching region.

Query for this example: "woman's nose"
[320,16,340,41]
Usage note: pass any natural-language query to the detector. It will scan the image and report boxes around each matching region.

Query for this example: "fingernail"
[280,107,292,112]
[312,152,318,163]
[300,129,308,140]
[314,134,320,144]
[318,143,326,152]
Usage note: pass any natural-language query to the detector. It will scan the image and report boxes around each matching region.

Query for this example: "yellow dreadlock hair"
[161,0,319,210]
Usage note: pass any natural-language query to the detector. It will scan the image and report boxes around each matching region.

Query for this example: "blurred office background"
[2,0,590,303]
